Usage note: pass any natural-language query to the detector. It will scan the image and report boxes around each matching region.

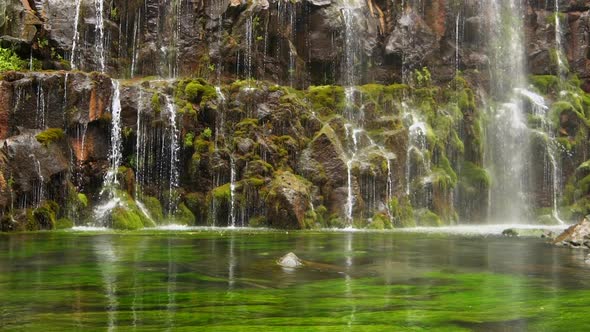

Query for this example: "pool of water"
[1,228,589,331]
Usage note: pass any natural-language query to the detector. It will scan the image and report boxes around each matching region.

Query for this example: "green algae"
[1,232,588,331]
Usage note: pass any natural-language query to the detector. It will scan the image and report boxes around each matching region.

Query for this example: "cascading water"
[36,83,45,129]
[341,0,364,226]
[70,0,83,70]
[518,88,565,224]
[485,0,531,223]
[229,157,237,228]
[94,80,123,221]
[406,114,430,197]
[553,0,566,81]
[164,96,180,215]
[94,0,106,72]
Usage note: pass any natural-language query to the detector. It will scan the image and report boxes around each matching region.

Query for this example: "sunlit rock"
[277,252,303,268]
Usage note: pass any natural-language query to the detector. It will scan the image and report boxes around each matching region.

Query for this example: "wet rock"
[386,9,437,68]
[1,133,68,193]
[553,219,590,248]
[502,228,556,239]
[277,252,303,268]
[265,171,313,229]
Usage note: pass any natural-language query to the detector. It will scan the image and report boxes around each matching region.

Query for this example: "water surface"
[1,229,589,331]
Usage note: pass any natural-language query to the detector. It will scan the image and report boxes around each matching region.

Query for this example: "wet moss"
[112,206,145,230]
[151,93,161,113]
[142,196,164,224]
[55,218,74,229]
[184,81,217,106]
[414,208,443,227]
[307,85,346,116]
[35,128,64,146]
[32,201,59,230]
[530,75,560,94]
[389,197,415,227]
[170,202,196,226]
[368,213,393,230]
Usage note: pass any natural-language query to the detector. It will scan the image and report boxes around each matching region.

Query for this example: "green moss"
[77,193,88,208]
[212,183,231,202]
[55,218,74,229]
[415,208,443,227]
[32,201,59,230]
[170,202,196,226]
[151,93,161,113]
[0,47,27,72]
[234,118,258,137]
[368,213,393,230]
[112,206,145,230]
[35,128,64,146]
[530,75,560,94]
[184,81,217,106]
[184,132,195,148]
[142,196,164,224]
[459,162,491,191]
[389,197,415,227]
[307,85,346,116]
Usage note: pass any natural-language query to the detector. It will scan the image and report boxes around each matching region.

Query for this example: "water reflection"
[92,236,119,332]
[166,238,177,331]
[1,232,590,330]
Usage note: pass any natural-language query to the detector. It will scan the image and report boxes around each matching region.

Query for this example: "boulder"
[265,171,313,229]
[277,252,303,268]
[2,132,68,193]
[553,218,590,248]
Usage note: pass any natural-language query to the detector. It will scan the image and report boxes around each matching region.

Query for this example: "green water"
[1,230,589,331]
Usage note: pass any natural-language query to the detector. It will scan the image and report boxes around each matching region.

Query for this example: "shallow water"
[1,229,589,331]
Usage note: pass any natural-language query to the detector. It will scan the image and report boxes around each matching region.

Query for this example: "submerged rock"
[501,228,556,239]
[553,219,590,249]
[277,252,303,268]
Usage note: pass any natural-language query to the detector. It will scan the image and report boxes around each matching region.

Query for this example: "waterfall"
[130,10,141,78]
[95,80,123,222]
[341,0,364,226]
[135,91,144,198]
[485,0,531,223]
[455,12,461,76]
[71,0,83,70]
[518,88,565,224]
[94,0,106,72]
[554,0,566,80]
[245,16,254,82]
[229,157,237,228]
[29,154,44,208]
[164,96,180,215]
[103,80,123,194]
[406,115,429,196]
[36,82,45,129]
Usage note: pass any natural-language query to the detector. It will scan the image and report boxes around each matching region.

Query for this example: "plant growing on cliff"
[0,48,26,72]
[202,127,212,139]
[36,128,64,147]
[413,67,432,88]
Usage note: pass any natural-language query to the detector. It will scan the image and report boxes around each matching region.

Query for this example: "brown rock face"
[553,218,590,248]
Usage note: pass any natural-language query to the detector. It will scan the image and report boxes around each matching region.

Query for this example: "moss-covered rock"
[112,206,145,230]
[169,202,196,226]
[35,128,64,147]
[55,218,74,229]
[265,171,314,229]
[389,197,415,227]
[141,196,164,224]
[414,208,443,227]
